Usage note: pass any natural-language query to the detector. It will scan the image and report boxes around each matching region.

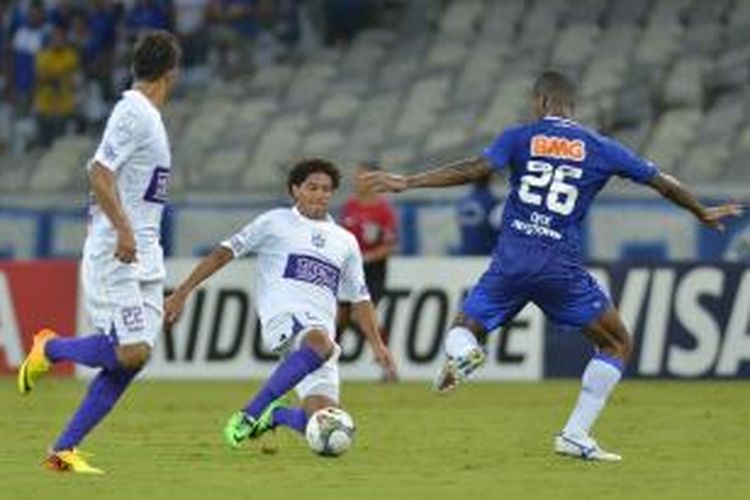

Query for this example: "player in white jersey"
[164,159,397,448]
[17,31,181,474]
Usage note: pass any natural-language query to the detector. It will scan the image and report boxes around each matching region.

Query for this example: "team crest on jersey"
[143,166,170,204]
[531,135,586,162]
[311,231,326,248]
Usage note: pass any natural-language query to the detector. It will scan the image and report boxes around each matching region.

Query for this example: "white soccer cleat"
[433,346,486,392]
[554,433,622,462]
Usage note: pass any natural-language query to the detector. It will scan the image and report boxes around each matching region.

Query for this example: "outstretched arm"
[164,246,234,325]
[647,173,743,231]
[365,156,493,193]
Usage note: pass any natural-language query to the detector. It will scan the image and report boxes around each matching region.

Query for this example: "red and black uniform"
[340,196,397,305]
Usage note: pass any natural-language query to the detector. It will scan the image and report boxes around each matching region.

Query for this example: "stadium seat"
[580,56,628,100]
[299,129,345,157]
[635,22,683,68]
[394,75,451,138]
[644,108,701,171]
[708,46,750,94]
[438,0,484,37]
[423,125,468,155]
[29,136,93,192]
[551,24,600,69]
[426,39,469,70]
[317,94,361,123]
[662,56,708,108]
[686,0,732,26]
[478,0,524,42]
[477,76,529,135]
[681,143,730,182]
[377,140,417,169]
[682,22,722,55]
[567,0,609,25]
[605,0,652,26]
[698,94,745,142]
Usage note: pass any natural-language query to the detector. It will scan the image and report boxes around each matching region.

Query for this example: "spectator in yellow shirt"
[34,26,80,147]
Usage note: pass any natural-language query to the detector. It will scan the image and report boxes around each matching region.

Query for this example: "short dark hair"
[287,158,341,194]
[532,70,575,111]
[132,30,180,82]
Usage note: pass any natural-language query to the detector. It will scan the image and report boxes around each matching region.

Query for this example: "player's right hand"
[115,227,137,263]
[699,203,744,231]
[362,171,408,193]
[164,291,187,327]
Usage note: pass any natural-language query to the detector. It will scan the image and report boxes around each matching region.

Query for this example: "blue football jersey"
[482,116,659,256]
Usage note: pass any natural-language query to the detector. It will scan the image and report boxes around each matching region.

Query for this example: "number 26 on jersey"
[519,160,582,216]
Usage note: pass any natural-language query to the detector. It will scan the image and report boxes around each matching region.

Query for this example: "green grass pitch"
[2,379,749,500]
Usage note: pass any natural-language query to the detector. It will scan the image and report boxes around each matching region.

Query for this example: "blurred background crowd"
[0,0,401,153]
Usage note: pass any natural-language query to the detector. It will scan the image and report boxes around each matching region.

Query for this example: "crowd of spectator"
[0,0,391,155]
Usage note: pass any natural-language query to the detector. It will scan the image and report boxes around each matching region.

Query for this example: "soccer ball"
[305,407,355,456]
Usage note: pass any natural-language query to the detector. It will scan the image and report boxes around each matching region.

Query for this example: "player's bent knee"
[302,329,335,360]
[303,395,338,416]
[116,343,152,370]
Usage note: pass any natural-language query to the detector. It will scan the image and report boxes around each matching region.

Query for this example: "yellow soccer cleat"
[18,328,58,395]
[43,449,105,475]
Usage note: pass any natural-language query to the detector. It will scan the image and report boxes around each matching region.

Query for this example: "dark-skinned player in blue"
[365,71,743,461]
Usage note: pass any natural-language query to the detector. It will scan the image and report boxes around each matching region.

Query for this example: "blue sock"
[45,334,119,371]
[53,367,138,451]
[272,406,308,434]
[243,345,324,419]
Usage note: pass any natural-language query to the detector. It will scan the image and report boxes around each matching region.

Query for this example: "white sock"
[562,355,623,437]
[444,327,479,359]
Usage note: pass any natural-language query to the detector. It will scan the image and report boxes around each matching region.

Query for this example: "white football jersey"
[222,206,370,333]
[85,89,171,279]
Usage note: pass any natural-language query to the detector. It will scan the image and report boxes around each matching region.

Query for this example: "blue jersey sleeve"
[482,127,518,172]
[600,137,659,184]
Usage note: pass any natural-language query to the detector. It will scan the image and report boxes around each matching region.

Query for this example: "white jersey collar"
[124,88,160,115]
[542,114,577,125]
[292,205,334,224]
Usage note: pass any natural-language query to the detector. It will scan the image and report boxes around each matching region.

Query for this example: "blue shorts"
[462,241,610,331]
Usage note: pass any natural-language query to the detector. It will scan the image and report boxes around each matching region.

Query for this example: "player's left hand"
[373,343,397,380]
[699,203,744,231]
[164,291,188,327]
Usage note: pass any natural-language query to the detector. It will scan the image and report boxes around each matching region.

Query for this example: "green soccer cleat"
[223,412,256,449]
[223,399,284,449]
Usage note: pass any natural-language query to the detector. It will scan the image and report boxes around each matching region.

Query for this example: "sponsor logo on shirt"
[531,135,586,162]
[143,166,170,204]
[283,254,340,294]
[511,212,563,240]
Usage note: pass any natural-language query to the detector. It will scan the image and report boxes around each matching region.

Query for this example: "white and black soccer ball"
[305,407,355,457]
